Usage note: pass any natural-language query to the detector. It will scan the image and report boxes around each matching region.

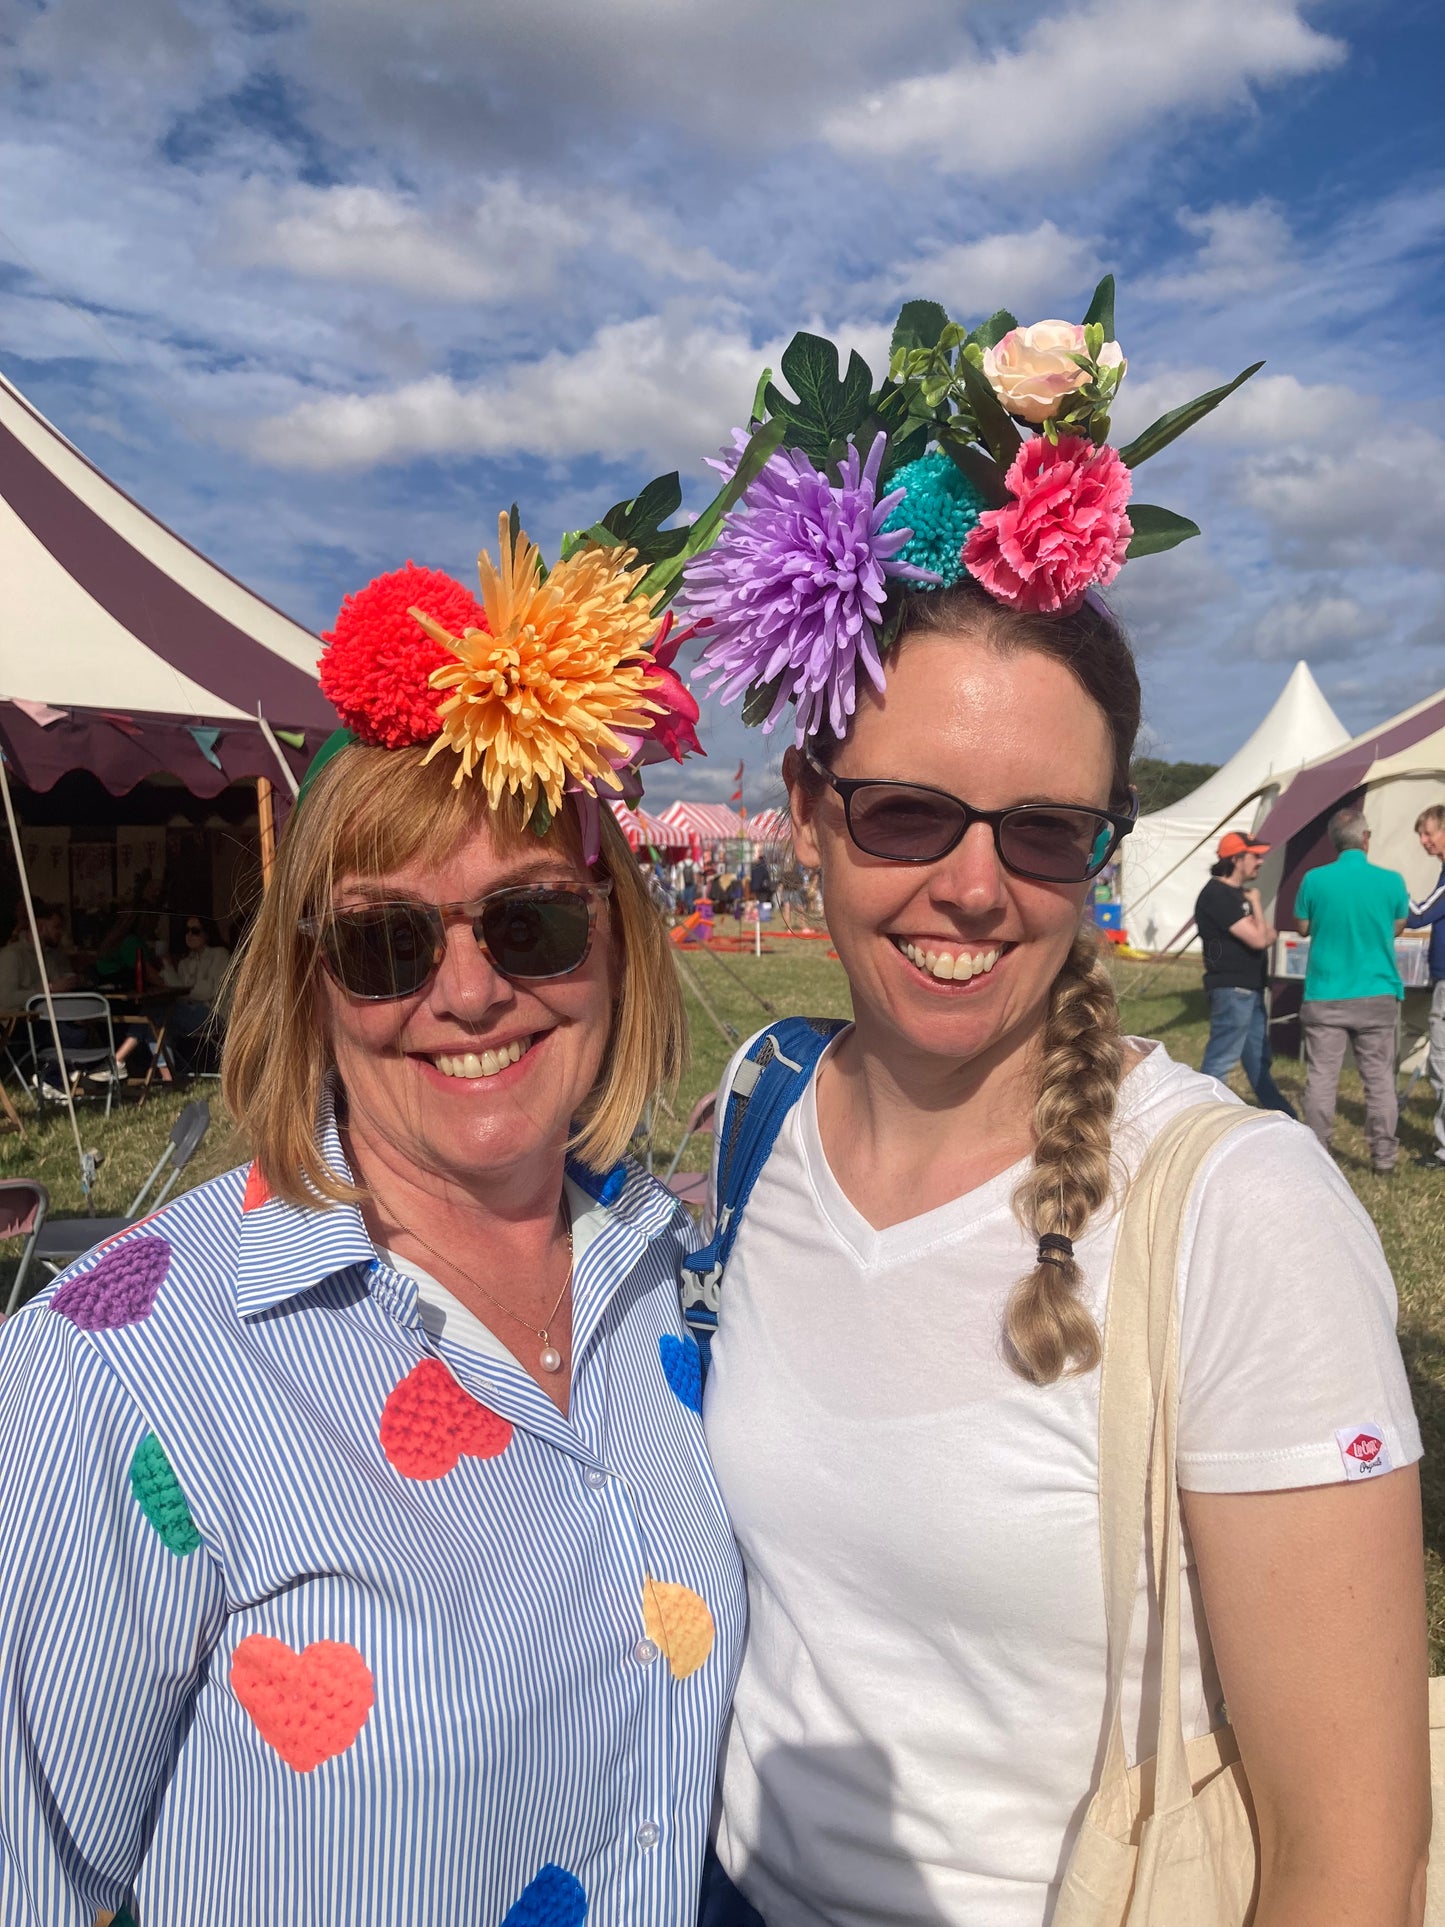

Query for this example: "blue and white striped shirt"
[0,1097,744,1926]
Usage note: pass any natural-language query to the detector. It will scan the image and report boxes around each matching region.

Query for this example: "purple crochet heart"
[53,1237,171,1331]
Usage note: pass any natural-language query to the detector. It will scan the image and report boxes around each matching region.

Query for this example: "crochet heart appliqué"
[230,1635,374,1773]
[642,1578,715,1680]
[500,1863,587,1927]
[52,1236,170,1331]
[380,1358,513,1480]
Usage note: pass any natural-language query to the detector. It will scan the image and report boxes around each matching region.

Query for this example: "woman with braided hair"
[681,301,1426,1926]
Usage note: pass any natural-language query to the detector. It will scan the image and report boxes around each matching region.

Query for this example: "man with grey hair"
[1293,806,1411,1174]
[1405,801,1445,1166]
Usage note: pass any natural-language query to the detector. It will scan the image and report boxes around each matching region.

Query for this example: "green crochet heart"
[130,1432,200,1556]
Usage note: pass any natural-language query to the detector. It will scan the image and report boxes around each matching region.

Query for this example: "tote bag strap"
[1094,1102,1263,1822]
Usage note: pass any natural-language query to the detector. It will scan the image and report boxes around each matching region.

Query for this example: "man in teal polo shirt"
[1294,806,1410,1173]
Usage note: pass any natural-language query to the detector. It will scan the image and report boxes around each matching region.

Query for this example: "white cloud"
[1233,591,1377,663]
[873,221,1102,320]
[246,309,785,473]
[224,181,590,304]
[1152,200,1297,304]
[1237,426,1445,569]
[824,0,1345,176]
[245,304,895,474]
[223,177,742,304]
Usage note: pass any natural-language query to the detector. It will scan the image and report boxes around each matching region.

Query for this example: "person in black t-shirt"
[1194,831,1296,1115]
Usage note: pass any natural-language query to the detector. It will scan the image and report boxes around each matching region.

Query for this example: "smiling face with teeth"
[320,817,617,1205]
[787,628,1115,1092]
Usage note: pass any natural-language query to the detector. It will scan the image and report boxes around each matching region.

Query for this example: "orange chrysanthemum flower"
[410,513,665,818]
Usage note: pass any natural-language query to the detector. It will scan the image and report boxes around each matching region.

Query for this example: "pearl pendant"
[539,1345,563,1374]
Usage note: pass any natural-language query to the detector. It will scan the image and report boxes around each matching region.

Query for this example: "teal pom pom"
[881,453,985,588]
[130,1432,201,1556]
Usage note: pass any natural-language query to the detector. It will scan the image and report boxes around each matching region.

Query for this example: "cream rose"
[982,321,1125,424]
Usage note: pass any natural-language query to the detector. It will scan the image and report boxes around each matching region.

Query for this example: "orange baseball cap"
[1217,831,1270,860]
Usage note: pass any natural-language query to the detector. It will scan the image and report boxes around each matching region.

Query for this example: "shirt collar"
[234,1079,681,1323]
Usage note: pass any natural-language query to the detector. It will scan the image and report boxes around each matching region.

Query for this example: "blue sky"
[1,0,1440,808]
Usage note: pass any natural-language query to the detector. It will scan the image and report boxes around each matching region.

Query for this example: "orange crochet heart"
[230,1635,374,1773]
[242,1162,272,1212]
[380,1358,513,1480]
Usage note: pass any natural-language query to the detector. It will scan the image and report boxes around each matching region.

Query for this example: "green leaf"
[638,418,788,602]
[1117,361,1264,468]
[954,353,1023,470]
[528,793,553,837]
[741,674,786,728]
[1082,274,1115,341]
[889,299,950,357]
[763,332,874,462]
[1125,503,1200,557]
[967,309,1019,352]
[602,470,683,541]
[875,592,908,660]
[750,366,772,425]
[938,433,1009,507]
[878,421,929,482]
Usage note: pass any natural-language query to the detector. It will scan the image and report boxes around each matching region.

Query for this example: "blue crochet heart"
[659,1333,703,1413]
[500,1863,586,1927]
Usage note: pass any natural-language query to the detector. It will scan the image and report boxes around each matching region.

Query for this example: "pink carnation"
[962,435,1133,615]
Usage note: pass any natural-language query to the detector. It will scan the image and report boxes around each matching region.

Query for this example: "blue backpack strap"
[680,1015,846,1370]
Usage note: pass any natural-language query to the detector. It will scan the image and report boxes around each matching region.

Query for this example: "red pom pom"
[319,563,487,749]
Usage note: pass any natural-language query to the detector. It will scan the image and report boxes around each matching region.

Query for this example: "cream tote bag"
[1054,1103,1263,1927]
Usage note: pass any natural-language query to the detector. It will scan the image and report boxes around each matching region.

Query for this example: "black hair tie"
[1037,1234,1074,1266]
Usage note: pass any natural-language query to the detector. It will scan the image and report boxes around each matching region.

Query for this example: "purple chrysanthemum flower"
[683,431,938,745]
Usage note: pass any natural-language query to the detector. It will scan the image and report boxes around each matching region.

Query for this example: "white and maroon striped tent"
[0,368,333,799]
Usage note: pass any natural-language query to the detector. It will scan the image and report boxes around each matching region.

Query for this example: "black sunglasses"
[301,883,613,1002]
[803,751,1136,883]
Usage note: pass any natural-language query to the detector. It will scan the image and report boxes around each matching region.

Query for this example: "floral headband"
[678,276,1261,746]
[310,455,783,840]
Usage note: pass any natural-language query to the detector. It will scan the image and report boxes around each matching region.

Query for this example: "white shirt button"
[635,1819,660,1850]
[632,1638,659,1666]
[582,1467,606,1489]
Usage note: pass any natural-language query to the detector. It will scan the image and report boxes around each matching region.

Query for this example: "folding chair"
[6,1099,210,1313]
[0,1180,49,1319]
[663,1090,716,1226]
[25,992,123,1118]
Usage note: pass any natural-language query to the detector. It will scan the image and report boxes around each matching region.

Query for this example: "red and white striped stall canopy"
[657,801,790,846]
[607,799,693,855]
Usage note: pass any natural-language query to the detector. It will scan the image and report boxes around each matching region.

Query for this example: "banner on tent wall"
[117,826,167,899]
[70,842,115,915]
[20,826,70,908]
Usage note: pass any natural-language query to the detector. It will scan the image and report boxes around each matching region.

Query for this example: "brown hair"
[797,575,1140,1384]
[222,744,685,1208]
[1415,804,1445,834]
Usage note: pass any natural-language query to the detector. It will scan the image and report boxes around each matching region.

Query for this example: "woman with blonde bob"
[0,525,744,1927]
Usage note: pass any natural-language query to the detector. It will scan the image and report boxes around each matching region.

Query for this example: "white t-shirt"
[704,1034,1421,1927]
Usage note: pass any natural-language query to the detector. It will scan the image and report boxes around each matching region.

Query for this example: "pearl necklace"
[375,1193,574,1375]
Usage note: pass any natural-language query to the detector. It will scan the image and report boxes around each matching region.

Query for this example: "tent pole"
[256,706,301,800]
[256,777,276,889]
[0,748,91,1197]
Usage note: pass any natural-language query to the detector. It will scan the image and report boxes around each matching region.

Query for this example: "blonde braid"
[1005,931,1125,1384]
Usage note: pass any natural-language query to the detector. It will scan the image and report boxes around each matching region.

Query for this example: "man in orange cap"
[1195,831,1297,1115]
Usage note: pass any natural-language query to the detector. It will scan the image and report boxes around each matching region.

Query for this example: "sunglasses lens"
[322,906,437,999]
[846,785,966,861]
[1000,809,1115,882]
[478,891,592,979]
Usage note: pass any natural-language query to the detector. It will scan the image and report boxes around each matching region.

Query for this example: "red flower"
[319,564,485,749]
[962,435,1133,615]
[647,663,703,762]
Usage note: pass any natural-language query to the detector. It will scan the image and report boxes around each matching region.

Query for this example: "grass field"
[3,934,1442,1656]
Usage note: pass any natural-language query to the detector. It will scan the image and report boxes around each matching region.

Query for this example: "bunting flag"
[730,761,744,808]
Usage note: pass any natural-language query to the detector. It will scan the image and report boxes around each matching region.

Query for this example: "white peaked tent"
[1120,661,1350,953]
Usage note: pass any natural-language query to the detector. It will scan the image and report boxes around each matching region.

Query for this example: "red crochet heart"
[230,1635,374,1773]
[380,1358,513,1480]
[242,1162,272,1212]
